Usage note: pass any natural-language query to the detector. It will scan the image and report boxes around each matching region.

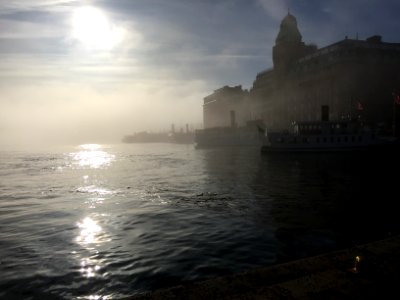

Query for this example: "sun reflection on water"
[77,294,110,300]
[70,144,115,169]
[70,144,114,299]
[80,257,102,278]
[76,185,116,208]
[75,216,108,282]
[76,217,102,245]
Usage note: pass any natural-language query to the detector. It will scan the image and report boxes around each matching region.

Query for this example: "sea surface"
[1,143,399,299]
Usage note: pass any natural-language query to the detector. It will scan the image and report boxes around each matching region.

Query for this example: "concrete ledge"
[124,236,400,300]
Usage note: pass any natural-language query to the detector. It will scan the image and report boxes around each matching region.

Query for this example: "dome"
[275,13,302,44]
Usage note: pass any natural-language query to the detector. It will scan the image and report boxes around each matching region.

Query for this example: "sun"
[71,6,124,51]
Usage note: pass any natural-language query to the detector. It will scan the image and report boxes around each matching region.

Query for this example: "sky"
[0,0,399,146]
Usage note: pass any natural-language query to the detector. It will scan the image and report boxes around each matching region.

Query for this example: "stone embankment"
[125,236,400,300]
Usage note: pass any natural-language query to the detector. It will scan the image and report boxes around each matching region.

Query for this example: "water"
[1,143,399,299]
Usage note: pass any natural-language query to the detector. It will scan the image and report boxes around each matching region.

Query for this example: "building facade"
[203,13,400,135]
[203,85,249,129]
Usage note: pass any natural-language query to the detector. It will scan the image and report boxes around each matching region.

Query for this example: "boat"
[195,120,266,148]
[261,106,399,153]
[122,130,194,144]
[169,131,195,144]
[122,131,170,143]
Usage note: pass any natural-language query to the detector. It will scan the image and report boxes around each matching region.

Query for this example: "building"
[203,85,249,129]
[203,13,400,135]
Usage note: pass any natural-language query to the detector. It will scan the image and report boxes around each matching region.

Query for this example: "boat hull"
[261,139,399,153]
[195,124,265,148]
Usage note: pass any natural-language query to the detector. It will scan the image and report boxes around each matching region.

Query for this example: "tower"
[273,13,306,72]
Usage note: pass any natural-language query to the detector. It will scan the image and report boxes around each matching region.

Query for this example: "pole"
[393,95,397,137]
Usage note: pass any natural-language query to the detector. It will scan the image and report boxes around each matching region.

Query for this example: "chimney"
[321,105,329,122]
[230,110,236,128]
[186,124,189,133]
[171,124,175,133]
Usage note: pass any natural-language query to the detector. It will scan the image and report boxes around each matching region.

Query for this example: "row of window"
[298,123,347,130]
[276,135,374,144]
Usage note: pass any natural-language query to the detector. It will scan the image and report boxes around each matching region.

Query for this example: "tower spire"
[275,13,302,45]
[273,12,306,72]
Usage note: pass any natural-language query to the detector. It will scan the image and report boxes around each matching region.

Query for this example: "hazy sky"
[0,0,399,146]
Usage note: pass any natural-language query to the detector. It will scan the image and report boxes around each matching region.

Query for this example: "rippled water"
[1,143,399,299]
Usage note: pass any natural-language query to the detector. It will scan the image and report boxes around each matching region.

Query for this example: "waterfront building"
[203,13,400,135]
[203,85,249,129]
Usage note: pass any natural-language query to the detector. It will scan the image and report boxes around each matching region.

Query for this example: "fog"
[0,80,206,147]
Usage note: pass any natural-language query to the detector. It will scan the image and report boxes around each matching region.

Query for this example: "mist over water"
[0,80,205,146]
[1,143,399,299]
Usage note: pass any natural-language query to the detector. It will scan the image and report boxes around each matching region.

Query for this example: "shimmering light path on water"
[0,144,399,299]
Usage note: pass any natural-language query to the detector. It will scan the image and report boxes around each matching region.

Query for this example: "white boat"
[261,119,398,153]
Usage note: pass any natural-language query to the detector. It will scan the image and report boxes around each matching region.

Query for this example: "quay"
[124,235,400,300]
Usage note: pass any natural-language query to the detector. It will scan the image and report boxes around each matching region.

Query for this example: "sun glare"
[70,144,115,169]
[71,6,124,51]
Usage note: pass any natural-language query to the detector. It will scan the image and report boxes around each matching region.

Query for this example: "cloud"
[0,0,78,13]
[287,0,400,46]
[257,0,288,21]
[0,19,62,39]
